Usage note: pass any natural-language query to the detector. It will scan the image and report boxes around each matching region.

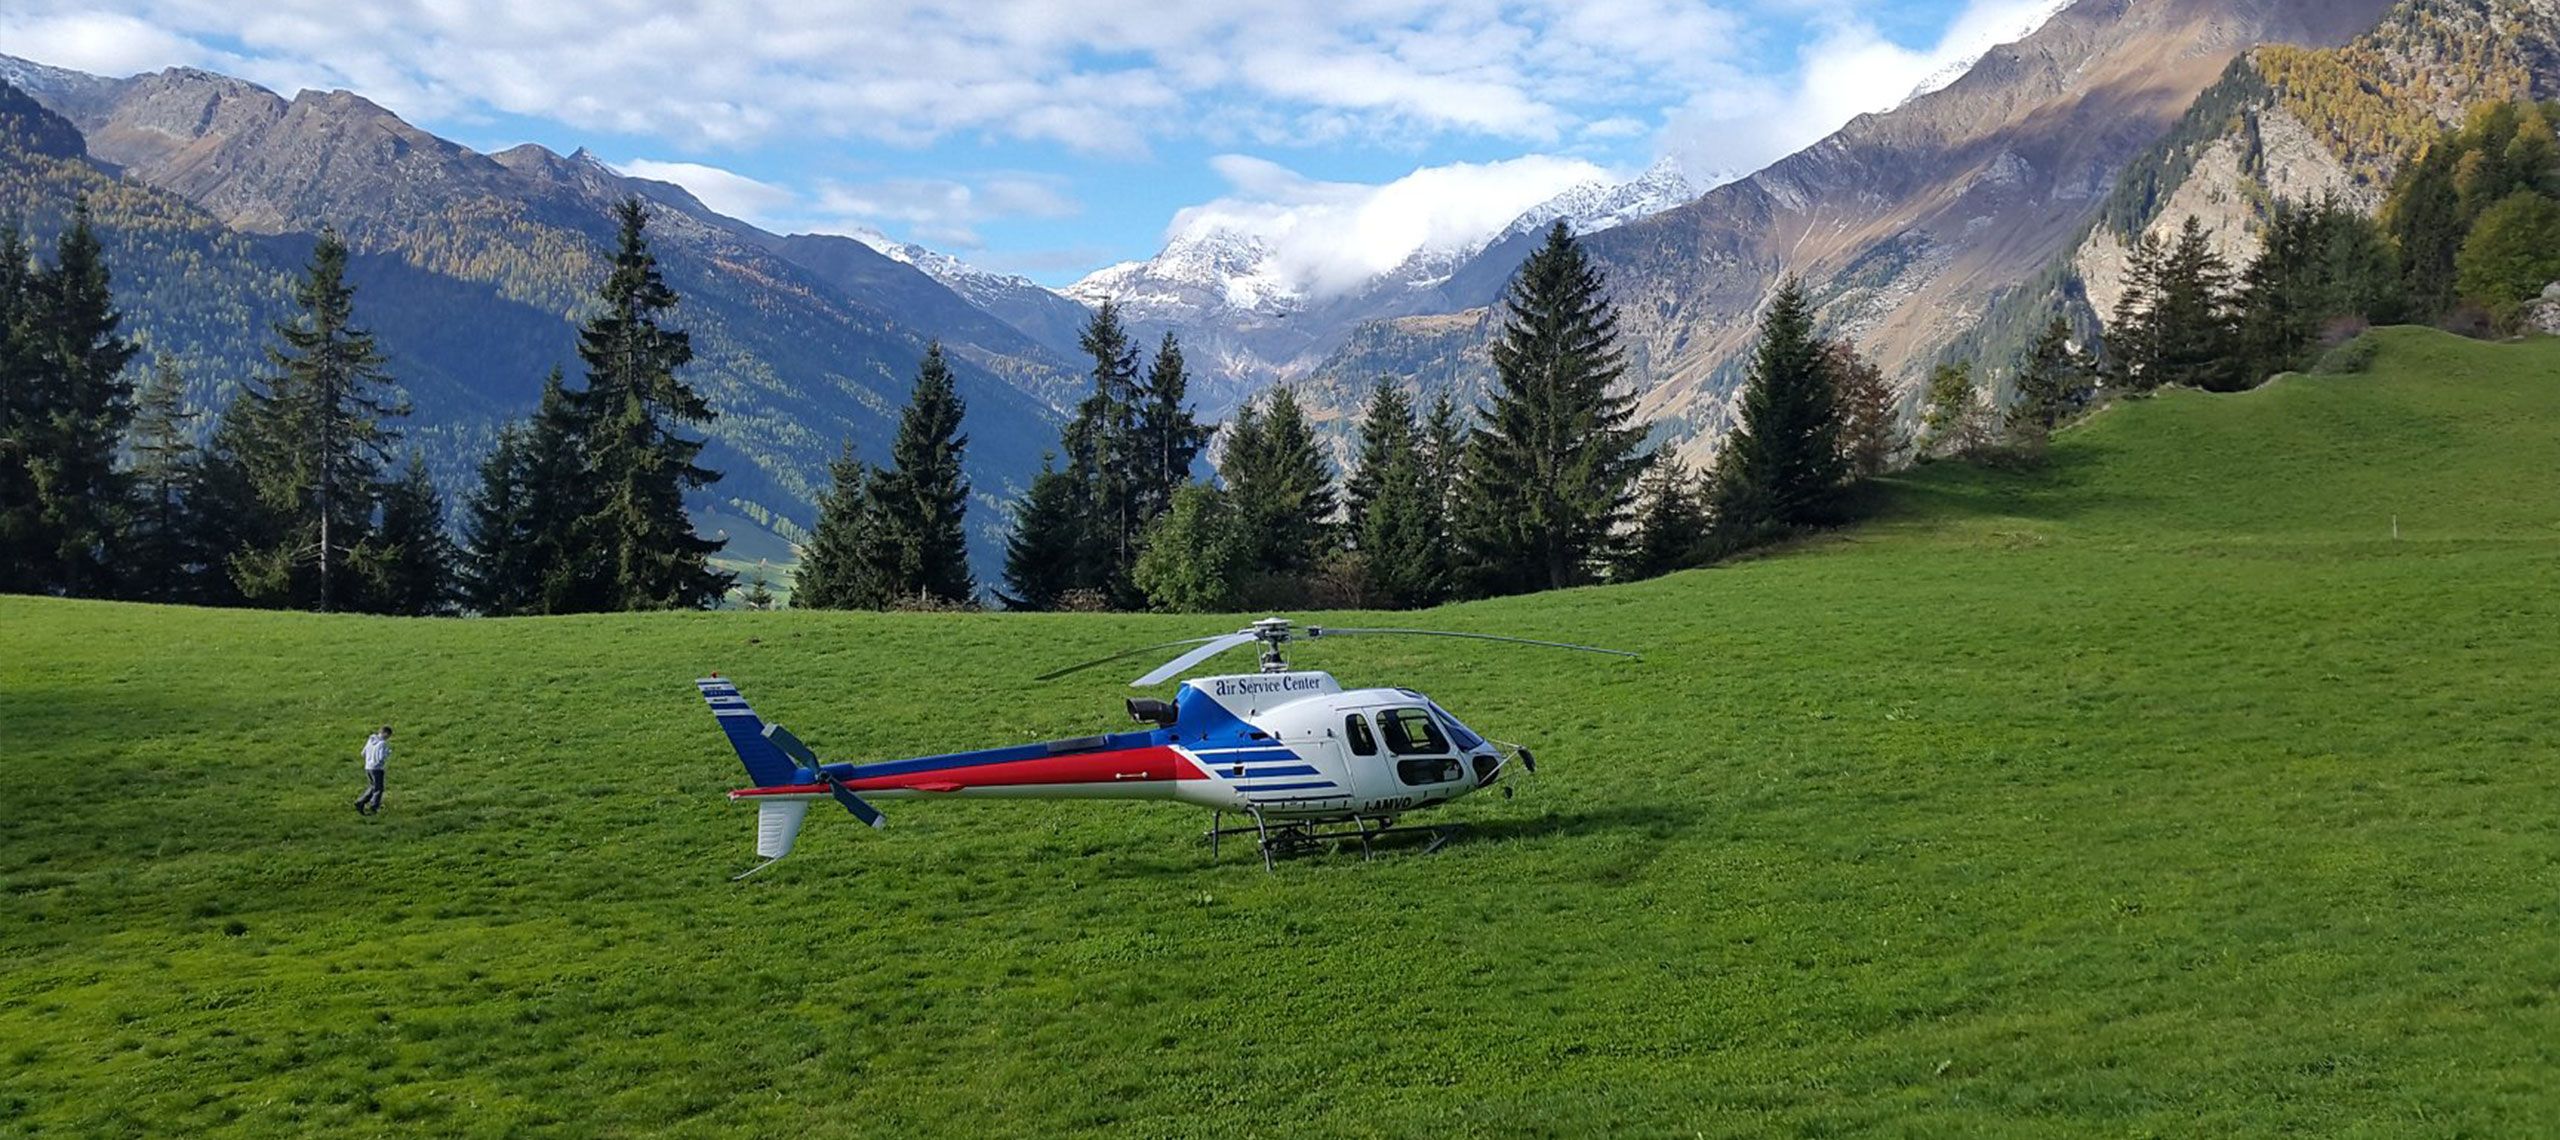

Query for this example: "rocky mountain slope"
[2062,0,2560,331]
[842,229,1098,366]
[0,57,1082,573]
[1310,0,2395,463]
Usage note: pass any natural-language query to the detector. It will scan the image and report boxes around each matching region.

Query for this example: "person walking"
[355,725,392,815]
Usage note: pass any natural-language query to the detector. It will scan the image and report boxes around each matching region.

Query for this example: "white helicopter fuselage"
[1158,671,1511,821]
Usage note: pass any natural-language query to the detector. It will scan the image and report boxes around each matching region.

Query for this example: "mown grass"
[3,327,2557,1136]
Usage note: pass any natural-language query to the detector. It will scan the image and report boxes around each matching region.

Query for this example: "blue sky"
[1,0,2070,287]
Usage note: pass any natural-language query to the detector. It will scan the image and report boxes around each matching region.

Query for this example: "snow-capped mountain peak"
[1895,0,2076,109]
[1066,225,1299,316]
[842,226,1068,314]
[1495,156,1721,245]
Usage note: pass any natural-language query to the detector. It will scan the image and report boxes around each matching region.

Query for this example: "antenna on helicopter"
[1038,617,1638,687]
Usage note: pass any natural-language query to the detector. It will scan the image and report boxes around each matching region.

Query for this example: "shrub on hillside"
[2311,334,2379,375]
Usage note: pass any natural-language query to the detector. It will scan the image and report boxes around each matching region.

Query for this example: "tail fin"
[696,676,799,787]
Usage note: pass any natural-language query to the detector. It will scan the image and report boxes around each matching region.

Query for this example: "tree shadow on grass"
[1868,445,2149,528]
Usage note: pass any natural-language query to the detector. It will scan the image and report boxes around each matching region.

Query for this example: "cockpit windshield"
[1427,702,1486,751]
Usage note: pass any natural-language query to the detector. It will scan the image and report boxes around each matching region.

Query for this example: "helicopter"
[696,617,1637,875]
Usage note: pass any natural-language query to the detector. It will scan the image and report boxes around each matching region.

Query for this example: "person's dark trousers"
[356,769,385,814]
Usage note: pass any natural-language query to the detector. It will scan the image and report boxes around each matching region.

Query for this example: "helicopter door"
[1354,707,1466,809]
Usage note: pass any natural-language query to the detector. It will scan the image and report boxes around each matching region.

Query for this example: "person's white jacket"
[363,734,389,771]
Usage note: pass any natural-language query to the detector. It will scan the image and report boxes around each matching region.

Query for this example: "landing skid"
[1205,810,1461,871]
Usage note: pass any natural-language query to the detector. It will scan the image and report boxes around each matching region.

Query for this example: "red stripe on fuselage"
[728,746,1200,797]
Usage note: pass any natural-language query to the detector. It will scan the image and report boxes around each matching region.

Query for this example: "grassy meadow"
[2,327,2557,1136]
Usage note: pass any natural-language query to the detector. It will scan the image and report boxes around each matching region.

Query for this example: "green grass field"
[4,327,2557,1136]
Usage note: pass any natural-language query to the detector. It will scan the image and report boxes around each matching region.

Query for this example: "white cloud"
[1662,0,2073,178]
[808,173,1079,248]
[1,0,1767,154]
[615,160,797,227]
[0,11,213,77]
[1167,152,1610,299]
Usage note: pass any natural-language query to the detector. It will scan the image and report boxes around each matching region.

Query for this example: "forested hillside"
[0,64,1074,570]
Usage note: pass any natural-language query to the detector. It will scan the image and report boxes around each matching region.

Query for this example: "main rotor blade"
[1037,636,1229,682]
[1307,627,1640,660]
[1133,632,1262,687]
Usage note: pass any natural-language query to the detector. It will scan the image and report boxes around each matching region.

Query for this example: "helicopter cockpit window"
[1426,702,1485,751]
[1379,707,1448,756]
[1344,714,1379,756]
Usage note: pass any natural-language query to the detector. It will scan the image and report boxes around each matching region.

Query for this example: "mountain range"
[1,0,2547,574]
[0,54,1080,575]
[1300,0,2405,463]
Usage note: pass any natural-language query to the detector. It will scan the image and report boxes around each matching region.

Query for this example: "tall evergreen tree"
[572,198,728,610]
[18,206,139,597]
[0,223,32,592]
[1343,378,1417,535]
[1221,387,1335,578]
[2151,216,2239,391]
[366,456,456,615]
[868,342,973,605]
[1455,221,1649,595]
[999,457,1084,611]
[460,422,536,615]
[1065,300,1144,599]
[2106,231,2166,392]
[120,356,207,602]
[1418,391,1465,547]
[2008,316,2094,446]
[795,442,885,611]
[1708,277,1842,542]
[223,230,404,611]
[1618,458,1708,581]
[1132,331,1207,523]
[2386,143,2466,321]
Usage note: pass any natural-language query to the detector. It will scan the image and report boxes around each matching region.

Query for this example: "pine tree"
[460,423,535,615]
[795,442,884,611]
[223,230,405,611]
[19,206,139,597]
[741,562,778,610]
[1064,300,1143,599]
[2387,144,2465,320]
[0,223,32,592]
[120,356,207,602]
[2151,217,2239,391]
[1707,277,1843,543]
[1221,387,1335,579]
[868,342,973,605]
[1343,378,1417,535]
[367,456,456,616]
[1455,221,1649,596]
[1131,331,1207,523]
[2007,316,2094,449]
[1821,340,1903,480]
[1418,390,1465,555]
[572,198,728,610]
[2107,231,2166,392]
[1618,458,1707,581]
[998,458,1083,611]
